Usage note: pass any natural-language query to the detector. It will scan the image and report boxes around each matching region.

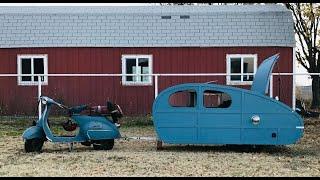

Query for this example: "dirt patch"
[0,118,320,176]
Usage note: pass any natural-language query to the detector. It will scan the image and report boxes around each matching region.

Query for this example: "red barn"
[0,5,295,116]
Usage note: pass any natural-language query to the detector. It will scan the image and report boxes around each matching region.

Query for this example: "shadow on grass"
[16,142,96,154]
[159,144,318,157]
[16,140,319,157]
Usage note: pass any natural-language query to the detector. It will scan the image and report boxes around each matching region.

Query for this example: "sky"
[296,61,311,86]
[0,3,312,86]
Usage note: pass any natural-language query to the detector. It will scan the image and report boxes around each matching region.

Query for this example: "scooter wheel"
[93,139,114,150]
[24,138,44,153]
[81,141,92,146]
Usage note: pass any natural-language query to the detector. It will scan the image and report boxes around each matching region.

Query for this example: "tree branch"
[294,25,310,59]
[296,51,310,71]
[290,4,312,46]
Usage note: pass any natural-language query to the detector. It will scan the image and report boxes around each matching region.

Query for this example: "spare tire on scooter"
[93,139,114,150]
[62,119,77,131]
[25,138,44,153]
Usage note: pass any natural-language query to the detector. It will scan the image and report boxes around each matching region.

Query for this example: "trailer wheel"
[156,140,163,151]
[25,138,44,153]
[93,139,114,150]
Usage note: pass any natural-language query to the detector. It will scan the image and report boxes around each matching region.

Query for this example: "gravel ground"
[0,118,320,177]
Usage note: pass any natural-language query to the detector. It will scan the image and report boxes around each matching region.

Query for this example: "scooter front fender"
[22,126,45,140]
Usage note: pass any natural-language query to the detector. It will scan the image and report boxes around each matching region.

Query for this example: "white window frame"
[17,54,48,86]
[121,54,153,86]
[226,54,257,85]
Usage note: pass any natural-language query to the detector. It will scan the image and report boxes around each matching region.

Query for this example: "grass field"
[0,116,320,177]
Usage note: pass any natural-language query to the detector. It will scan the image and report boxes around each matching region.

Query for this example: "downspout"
[293,48,296,110]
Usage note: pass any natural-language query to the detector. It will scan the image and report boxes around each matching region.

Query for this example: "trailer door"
[198,86,242,144]
[154,86,199,144]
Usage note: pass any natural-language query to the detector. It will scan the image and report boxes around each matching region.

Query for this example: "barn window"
[121,55,153,86]
[17,55,48,86]
[226,54,257,85]
[203,90,231,108]
[169,90,197,107]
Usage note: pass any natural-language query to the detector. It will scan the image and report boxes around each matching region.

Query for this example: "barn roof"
[0,5,295,48]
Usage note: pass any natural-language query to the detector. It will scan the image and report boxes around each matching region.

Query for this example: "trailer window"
[17,55,48,86]
[203,90,231,108]
[121,55,153,86]
[169,90,197,107]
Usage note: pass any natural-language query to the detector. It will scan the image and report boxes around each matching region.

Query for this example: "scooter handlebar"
[57,103,69,109]
[68,104,89,115]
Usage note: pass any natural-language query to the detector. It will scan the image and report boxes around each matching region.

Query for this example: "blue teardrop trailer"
[152,54,304,147]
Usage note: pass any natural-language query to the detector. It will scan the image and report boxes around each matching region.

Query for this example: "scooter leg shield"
[22,126,46,140]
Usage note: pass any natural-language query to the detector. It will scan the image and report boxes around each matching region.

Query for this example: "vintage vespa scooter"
[22,96,123,152]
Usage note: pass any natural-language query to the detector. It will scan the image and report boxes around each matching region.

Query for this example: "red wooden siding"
[0,47,293,116]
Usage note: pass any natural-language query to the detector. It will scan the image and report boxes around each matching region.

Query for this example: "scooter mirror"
[41,99,47,105]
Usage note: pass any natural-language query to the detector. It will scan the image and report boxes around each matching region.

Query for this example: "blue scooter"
[22,96,123,152]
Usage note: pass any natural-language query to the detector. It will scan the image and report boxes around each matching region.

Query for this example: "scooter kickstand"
[68,143,74,152]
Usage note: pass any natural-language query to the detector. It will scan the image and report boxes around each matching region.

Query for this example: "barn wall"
[0,47,293,116]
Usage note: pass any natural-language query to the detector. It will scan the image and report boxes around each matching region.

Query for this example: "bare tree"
[286,3,320,108]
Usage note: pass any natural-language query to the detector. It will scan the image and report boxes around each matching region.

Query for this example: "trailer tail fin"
[251,53,280,95]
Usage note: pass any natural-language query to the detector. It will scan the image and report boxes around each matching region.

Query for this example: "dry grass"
[0,117,320,177]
